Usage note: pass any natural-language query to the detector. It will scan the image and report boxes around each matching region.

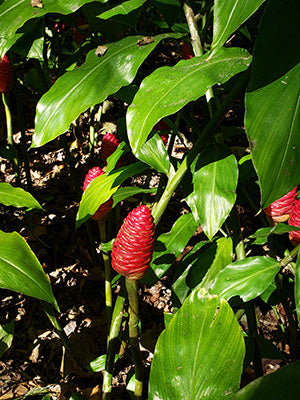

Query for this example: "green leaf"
[145,213,198,284]
[32,33,181,148]
[0,231,58,310]
[97,0,146,19]
[212,0,265,51]
[137,133,172,175]
[0,319,14,358]
[148,290,245,400]
[250,224,300,241]
[210,256,281,302]
[88,354,118,372]
[0,0,107,57]
[245,0,300,207]
[232,360,300,400]
[0,182,42,210]
[295,254,300,327]
[188,145,239,239]
[76,162,147,228]
[112,186,156,206]
[127,47,251,154]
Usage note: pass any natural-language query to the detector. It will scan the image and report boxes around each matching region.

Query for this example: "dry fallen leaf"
[137,36,154,46]
[95,45,108,57]
[31,0,43,8]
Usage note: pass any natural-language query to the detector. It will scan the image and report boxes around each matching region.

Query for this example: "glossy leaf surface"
[0,182,42,210]
[232,360,300,400]
[0,0,107,57]
[97,0,146,19]
[112,187,156,206]
[127,47,251,154]
[245,0,300,207]
[188,145,239,239]
[33,33,181,148]
[76,162,147,227]
[149,290,244,400]
[0,231,58,310]
[210,256,281,302]
[212,0,265,51]
[137,134,171,175]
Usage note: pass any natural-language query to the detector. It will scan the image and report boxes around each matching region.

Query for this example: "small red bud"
[101,132,121,165]
[111,205,155,280]
[264,187,298,222]
[83,167,113,221]
[181,42,193,60]
[288,199,300,244]
[160,134,168,145]
[0,55,13,93]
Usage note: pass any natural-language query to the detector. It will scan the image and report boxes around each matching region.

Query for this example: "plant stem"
[152,69,250,225]
[125,278,143,400]
[2,92,20,185]
[181,0,216,115]
[102,283,126,400]
[98,220,112,325]
[230,205,246,260]
[41,301,83,367]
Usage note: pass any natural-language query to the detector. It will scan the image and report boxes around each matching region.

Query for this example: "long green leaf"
[32,33,181,148]
[0,182,42,210]
[137,133,172,175]
[0,231,58,310]
[210,256,281,302]
[212,0,265,51]
[245,0,300,207]
[76,162,147,228]
[97,0,146,19]
[0,0,107,57]
[187,145,239,239]
[148,290,245,400]
[127,47,251,154]
[0,319,14,358]
[232,360,300,400]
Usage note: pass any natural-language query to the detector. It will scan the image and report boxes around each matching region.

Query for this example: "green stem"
[152,69,250,225]
[125,278,143,400]
[2,92,20,185]
[89,106,96,157]
[244,301,263,378]
[102,283,126,400]
[181,0,216,115]
[98,220,112,325]
[41,301,83,367]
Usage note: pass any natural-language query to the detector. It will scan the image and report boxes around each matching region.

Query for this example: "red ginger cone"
[181,41,194,60]
[288,199,300,244]
[101,132,120,164]
[83,167,113,221]
[111,205,155,280]
[263,187,298,223]
[0,55,13,93]
[153,120,169,145]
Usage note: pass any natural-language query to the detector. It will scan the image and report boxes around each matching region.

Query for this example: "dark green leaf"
[0,182,42,210]
[149,290,245,400]
[210,256,281,302]
[112,186,156,206]
[127,47,251,154]
[33,33,181,148]
[232,360,300,400]
[0,319,14,358]
[212,0,265,51]
[250,224,300,240]
[76,162,147,228]
[0,231,58,310]
[245,0,300,207]
[97,0,146,19]
[145,213,198,284]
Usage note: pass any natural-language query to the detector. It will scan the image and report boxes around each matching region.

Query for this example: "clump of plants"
[1,0,300,399]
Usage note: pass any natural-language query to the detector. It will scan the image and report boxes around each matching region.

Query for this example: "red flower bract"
[181,41,193,60]
[288,199,300,244]
[83,167,113,221]
[0,55,13,93]
[111,205,155,280]
[101,132,120,165]
[263,187,298,222]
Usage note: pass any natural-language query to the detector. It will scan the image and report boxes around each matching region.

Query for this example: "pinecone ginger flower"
[83,167,113,221]
[101,132,120,164]
[0,55,13,93]
[263,187,298,223]
[111,205,155,280]
[288,199,300,244]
